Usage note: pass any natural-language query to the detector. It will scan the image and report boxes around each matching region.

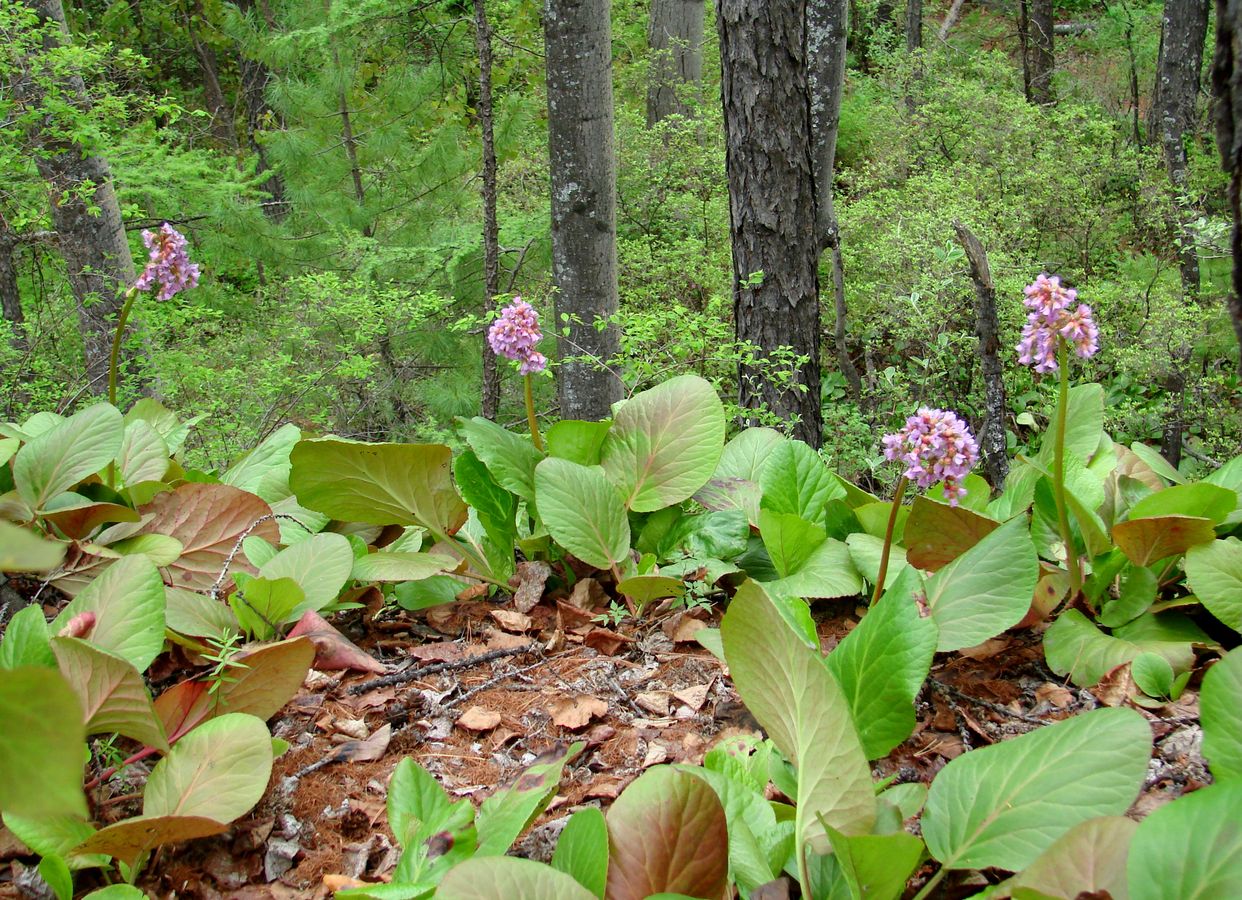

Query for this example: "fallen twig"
[928,678,1049,726]
[347,642,539,695]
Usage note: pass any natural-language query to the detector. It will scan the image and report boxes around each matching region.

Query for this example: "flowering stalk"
[872,476,908,606]
[488,297,548,450]
[1053,342,1082,597]
[524,374,543,451]
[107,286,140,409]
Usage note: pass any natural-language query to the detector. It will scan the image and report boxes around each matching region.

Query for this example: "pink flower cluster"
[134,223,200,301]
[1016,273,1098,373]
[487,297,547,374]
[882,407,979,505]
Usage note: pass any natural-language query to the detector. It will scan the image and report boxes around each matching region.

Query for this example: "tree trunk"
[1028,0,1055,104]
[906,0,922,50]
[475,0,501,420]
[323,0,370,237]
[953,222,1010,488]
[545,0,623,420]
[0,227,25,351]
[186,0,235,148]
[720,0,823,446]
[647,0,705,125]
[807,0,862,400]
[19,0,137,392]
[1211,0,1242,374]
[1019,0,1032,101]
[1152,0,1209,296]
[236,0,288,222]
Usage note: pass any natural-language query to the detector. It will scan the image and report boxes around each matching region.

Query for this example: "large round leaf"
[50,637,168,751]
[534,458,630,570]
[601,375,726,512]
[259,531,354,614]
[1002,816,1137,900]
[0,668,87,819]
[437,857,595,900]
[922,707,1150,872]
[605,767,729,900]
[0,520,66,572]
[51,556,166,673]
[143,712,273,822]
[1127,784,1242,900]
[13,403,124,510]
[1202,648,1242,783]
[924,515,1037,651]
[1185,538,1242,631]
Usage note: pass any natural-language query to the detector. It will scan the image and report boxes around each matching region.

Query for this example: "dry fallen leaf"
[582,626,632,656]
[512,560,552,614]
[584,776,629,800]
[668,614,707,644]
[457,706,502,732]
[1034,682,1074,709]
[567,577,606,610]
[635,691,672,717]
[549,695,608,730]
[490,609,534,633]
[333,718,370,740]
[673,684,710,711]
[483,627,531,652]
[1094,664,1137,708]
[642,743,669,767]
[958,638,1010,660]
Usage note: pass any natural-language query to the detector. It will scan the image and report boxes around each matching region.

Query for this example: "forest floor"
[0,576,1210,900]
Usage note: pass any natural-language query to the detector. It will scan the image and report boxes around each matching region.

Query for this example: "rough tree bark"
[545,0,623,420]
[906,0,922,50]
[474,0,501,420]
[1152,0,1209,296]
[0,226,25,350]
[236,0,288,221]
[953,222,1010,488]
[647,0,705,125]
[1211,0,1242,374]
[19,0,137,392]
[807,0,862,401]
[1028,0,1055,104]
[186,0,235,147]
[720,0,823,445]
[323,0,369,237]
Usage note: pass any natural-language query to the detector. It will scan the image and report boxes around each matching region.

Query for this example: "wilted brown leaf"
[490,609,534,633]
[288,610,385,673]
[457,706,502,732]
[549,695,608,730]
[512,560,551,613]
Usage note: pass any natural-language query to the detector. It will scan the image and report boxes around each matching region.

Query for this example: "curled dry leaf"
[549,695,608,730]
[512,560,551,614]
[287,610,385,674]
[490,609,534,633]
[636,691,672,717]
[457,706,503,732]
[673,684,710,712]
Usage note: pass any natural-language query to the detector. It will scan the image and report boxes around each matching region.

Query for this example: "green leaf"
[437,857,595,900]
[0,667,88,819]
[763,535,862,601]
[75,815,229,869]
[221,423,302,501]
[551,807,609,898]
[230,575,305,638]
[1131,652,1175,698]
[125,399,198,456]
[760,510,826,578]
[459,417,543,504]
[290,438,467,532]
[1039,383,1103,466]
[259,532,354,615]
[13,404,124,510]
[351,551,454,583]
[1127,784,1242,900]
[605,766,729,900]
[601,375,726,512]
[844,532,910,594]
[825,825,925,900]
[1128,482,1237,525]
[1202,648,1242,782]
[1003,816,1137,900]
[534,458,630,569]
[1098,564,1158,628]
[924,516,1037,651]
[50,556,166,673]
[476,743,582,856]
[38,853,73,900]
[84,887,147,899]
[1111,515,1216,567]
[109,533,184,567]
[384,757,476,885]
[714,427,784,482]
[51,637,168,750]
[394,576,462,611]
[116,421,169,487]
[0,604,55,669]
[1044,609,1194,688]
[721,581,875,853]
[616,574,685,609]
[1205,454,1242,525]
[546,420,611,466]
[1128,441,1185,484]
[0,520,67,572]
[922,707,1150,872]
[1185,538,1242,631]
[1,812,101,870]
[163,586,240,640]
[759,439,846,528]
[145,712,273,821]
[826,567,938,759]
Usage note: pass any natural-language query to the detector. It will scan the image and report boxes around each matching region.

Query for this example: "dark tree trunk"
[953,222,1010,489]
[1152,0,1209,296]
[186,0,235,147]
[236,0,288,221]
[1028,0,1055,104]
[807,0,862,400]
[906,0,922,50]
[1019,0,1032,101]
[475,0,501,420]
[720,0,823,446]
[0,227,25,351]
[1211,0,1242,374]
[1160,361,1188,467]
[323,0,369,237]
[545,0,623,420]
[647,0,705,125]
[20,0,137,392]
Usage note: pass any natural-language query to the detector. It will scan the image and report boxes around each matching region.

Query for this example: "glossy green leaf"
[51,637,168,750]
[546,420,611,466]
[759,439,846,527]
[124,399,198,456]
[459,416,543,504]
[0,604,55,668]
[552,807,609,898]
[534,458,629,569]
[84,886,147,899]
[825,825,924,900]
[616,574,685,607]
[437,857,595,900]
[1044,610,1195,688]
[50,556,166,673]
[715,428,783,482]
[1127,482,1236,525]
[230,575,305,638]
[1131,652,1175,698]
[1185,538,1242,631]
[394,576,461,610]
[1001,816,1137,900]
[1039,383,1103,466]
[221,423,302,501]
[116,420,169,487]
[0,520,67,572]
[476,743,582,856]
[760,509,826,577]
[844,531,910,594]
[605,766,729,900]
[38,853,72,900]
[1202,648,1242,782]
[1098,564,1158,628]
[290,438,466,532]
[13,404,124,510]
[922,708,1149,872]
[826,567,937,759]
[163,586,240,639]
[1127,784,1242,900]
[351,551,454,583]
[144,712,273,821]
[601,375,726,512]
[763,535,862,601]
[721,581,875,853]
[1,812,101,870]
[259,532,353,615]
[924,516,1037,651]
[0,667,87,819]
[109,533,183,567]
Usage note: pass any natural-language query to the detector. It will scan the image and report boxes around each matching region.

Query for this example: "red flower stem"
[872,476,908,607]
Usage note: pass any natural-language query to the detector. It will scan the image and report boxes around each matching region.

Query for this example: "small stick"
[442,655,562,711]
[928,678,1049,727]
[347,643,539,695]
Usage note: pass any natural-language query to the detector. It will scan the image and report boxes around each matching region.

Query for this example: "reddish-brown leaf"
[904,496,999,571]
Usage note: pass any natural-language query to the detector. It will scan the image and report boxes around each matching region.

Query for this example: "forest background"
[1,0,1239,489]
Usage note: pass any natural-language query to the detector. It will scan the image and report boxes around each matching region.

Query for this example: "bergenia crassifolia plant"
[1017,273,1099,600]
[488,296,548,449]
[873,407,979,605]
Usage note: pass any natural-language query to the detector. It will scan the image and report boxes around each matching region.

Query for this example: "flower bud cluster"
[1016,273,1098,373]
[134,223,200,301]
[882,407,979,505]
[487,297,547,374]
